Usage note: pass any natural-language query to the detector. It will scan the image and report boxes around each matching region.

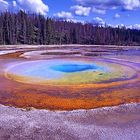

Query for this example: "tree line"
[0,11,140,45]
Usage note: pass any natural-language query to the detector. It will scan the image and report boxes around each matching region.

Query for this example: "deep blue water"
[51,64,98,73]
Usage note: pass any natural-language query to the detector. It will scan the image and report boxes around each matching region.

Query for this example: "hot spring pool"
[1,50,139,110]
[5,59,135,85]
[6,59,106,79]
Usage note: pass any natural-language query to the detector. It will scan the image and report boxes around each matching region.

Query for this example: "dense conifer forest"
[0,11,140,45]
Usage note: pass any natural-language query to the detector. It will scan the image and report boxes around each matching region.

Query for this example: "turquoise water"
[7,59,107,80]
[51,64,98,73]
